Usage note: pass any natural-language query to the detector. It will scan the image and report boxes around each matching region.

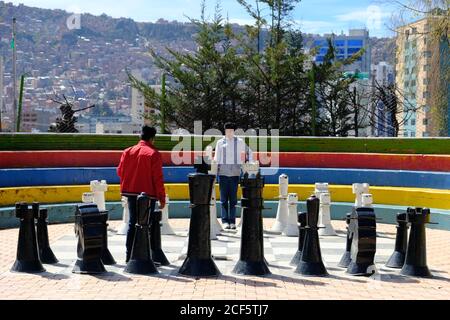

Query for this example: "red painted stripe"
[1,151,449,172]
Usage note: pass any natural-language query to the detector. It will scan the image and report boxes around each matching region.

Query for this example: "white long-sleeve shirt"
[214,137,253,177]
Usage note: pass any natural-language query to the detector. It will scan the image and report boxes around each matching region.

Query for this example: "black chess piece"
[295,196,328,277]
[35,205,58,265]
[290,212,307,266]
[400,208,433,278]
[346,207,377,276]
[386,212,409,269]
[73,204,107,274]
[11,203,46,273]
[179,174,221,277]
[125,193,159,275]
[233,173,271,276]
[338,213,353,268]
[150,210,170,266]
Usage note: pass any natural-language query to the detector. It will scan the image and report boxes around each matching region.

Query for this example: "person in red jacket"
[117,126,166,262]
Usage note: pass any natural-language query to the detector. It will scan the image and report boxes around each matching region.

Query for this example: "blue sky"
[9,0,398,37]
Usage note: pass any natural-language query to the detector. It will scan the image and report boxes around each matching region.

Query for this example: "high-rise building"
[396,17,450,137]
[309,29,371,75]
[371,62,396,136]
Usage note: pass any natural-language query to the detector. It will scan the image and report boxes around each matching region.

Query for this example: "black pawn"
[179,174,221,277]
[150,210,170,266]
[11,203,46,273]
[35,206,58,264]
[386,212,409,269]
[295,196,328,277]
[233,173,271,276]
[346,207,377,276]
[125,193,158,275]
[290,212,307,266]
[338,213,353,268]
[401,208,432,278]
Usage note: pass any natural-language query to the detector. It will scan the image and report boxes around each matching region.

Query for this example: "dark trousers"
[219,176,240,225]
[125,196,156,262]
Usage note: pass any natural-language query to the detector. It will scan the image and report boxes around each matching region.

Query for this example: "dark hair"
[224,122,237,130]
[141,126,157,141]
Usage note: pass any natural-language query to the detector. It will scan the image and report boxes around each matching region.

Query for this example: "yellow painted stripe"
[1,184,449,210]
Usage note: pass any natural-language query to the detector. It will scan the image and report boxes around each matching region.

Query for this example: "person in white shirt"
[214,123,253,230]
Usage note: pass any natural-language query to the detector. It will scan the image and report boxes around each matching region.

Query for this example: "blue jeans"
[125,196,156,262]
[219,176,240,225]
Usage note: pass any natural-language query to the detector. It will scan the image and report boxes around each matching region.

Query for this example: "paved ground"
[0,219,449,300]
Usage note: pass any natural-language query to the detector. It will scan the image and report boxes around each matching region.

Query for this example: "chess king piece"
[346,194,377,276]
[11,203,46,273]
[179,173,221,277]
[125,193,158,275]
[386,212,409,269]
[233,172,271,276]
[73,204,107,274]
[271,174,289,233]
[400,208,433,278]
[295,195,328,277]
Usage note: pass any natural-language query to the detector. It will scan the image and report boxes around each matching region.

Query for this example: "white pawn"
[90,180,108,212]
[271,174,289,233]
[353,183,370,208]
[318,193,337,236]
[161,194,176,235]
[283,193,299,237]
[117,196,130,235]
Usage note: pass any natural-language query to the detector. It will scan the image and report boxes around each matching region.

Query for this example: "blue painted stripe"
[0,167,449,189]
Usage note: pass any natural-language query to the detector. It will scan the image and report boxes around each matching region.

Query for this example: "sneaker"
[224,223,231,230]
[230,224,237,230]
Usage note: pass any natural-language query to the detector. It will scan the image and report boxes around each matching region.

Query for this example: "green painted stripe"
[0,133,449,154]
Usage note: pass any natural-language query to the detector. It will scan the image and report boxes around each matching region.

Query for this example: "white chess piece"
[271,174,289,233]
[161,194,176,235]
[283,193,299,237]
[117,196,130,235]
[81,192,94,204]
[318,192,337,236]
[353,183,370,208]
[90,180,108,212]
[209,159,222,239]
[361,193,374,208]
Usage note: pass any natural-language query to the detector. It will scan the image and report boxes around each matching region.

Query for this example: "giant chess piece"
[73,204,107,274]
[283,193,299,237]
[386,212,409,269]
[161,194,176,235]
[35,204,58,264]
[209,159,223,239]
[346,194,377,276]
[318,192,337,237]
[99,209,116,266]
[290,212,307,266]
[11,203,46,273]
[338,213,353,268]
[90,180,108,212]
[117,196,130,235]
[179,174,221,277]
[295,196,328,277]
[400,208,433,278]
[271,174,289,233]
[150,210,170,266]
[125,193,159,275]
[233,172,271,276]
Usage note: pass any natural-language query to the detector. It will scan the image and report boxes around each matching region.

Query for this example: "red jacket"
[117,140,166,204]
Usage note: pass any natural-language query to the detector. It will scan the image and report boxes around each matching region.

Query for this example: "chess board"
[40,224,401,280]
